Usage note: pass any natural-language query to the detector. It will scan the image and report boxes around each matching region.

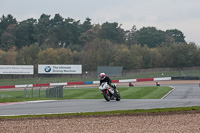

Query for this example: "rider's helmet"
[100,73,106,80]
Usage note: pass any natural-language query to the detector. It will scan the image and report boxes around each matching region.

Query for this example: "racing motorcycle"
[99,82,121,101]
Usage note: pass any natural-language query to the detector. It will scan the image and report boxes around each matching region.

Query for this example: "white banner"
[38,64,82,74]
[0,65,34,75]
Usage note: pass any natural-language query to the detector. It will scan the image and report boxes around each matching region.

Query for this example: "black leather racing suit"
[100,76,112,86]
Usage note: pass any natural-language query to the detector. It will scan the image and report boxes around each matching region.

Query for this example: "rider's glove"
[111,84,116,89]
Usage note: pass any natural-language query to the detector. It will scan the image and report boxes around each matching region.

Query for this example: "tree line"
[0,14,199,72]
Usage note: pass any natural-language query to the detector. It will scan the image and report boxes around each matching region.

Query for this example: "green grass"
[0,89,47,99]
[118,86,171,99]
[115,70,200,79]
[0,86,173,102]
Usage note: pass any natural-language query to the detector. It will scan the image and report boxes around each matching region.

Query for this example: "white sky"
[0,0,200,46]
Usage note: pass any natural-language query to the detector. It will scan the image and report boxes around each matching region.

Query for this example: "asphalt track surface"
[1,84,200,116]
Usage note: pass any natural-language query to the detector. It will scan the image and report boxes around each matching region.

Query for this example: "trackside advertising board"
[0,65,34,75]
[38,65,82,74]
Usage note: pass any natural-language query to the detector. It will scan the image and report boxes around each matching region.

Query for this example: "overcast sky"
[1,0,200,46]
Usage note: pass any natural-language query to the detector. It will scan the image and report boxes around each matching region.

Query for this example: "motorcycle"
[99,82,121,101]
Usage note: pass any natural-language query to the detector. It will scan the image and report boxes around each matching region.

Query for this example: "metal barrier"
[46,85,63,98]
[171,76,200,80]
[24,78,41,98]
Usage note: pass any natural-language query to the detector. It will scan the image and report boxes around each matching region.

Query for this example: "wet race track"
[1,83,200,116]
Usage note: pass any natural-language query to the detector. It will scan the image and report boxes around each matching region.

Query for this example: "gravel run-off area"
[1,80,200,132]
[1,111,200,133]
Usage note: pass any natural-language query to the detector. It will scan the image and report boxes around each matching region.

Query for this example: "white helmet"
[100,73,106,80]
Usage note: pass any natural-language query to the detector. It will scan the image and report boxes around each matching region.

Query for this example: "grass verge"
[0,86,173,102]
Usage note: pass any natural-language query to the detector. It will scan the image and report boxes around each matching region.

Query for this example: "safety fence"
[46,86,63,98]
[23,85,64,98]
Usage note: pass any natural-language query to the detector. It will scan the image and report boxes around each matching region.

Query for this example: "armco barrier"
[112,80,119,83]
[154,77,172,81]
[0,77,172,89]
[171,76,200,80]
[137,78,154,82]
[33,83,50,87]
[67,82,85,85]
[119,79,137,83]
[0,85,15,89]
[84,81,93,84]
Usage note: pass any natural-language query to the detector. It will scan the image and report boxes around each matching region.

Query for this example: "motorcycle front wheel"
[103,90,111,101]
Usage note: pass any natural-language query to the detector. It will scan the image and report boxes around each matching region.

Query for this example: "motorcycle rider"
[99,72,120,101]
[100,72,116,89]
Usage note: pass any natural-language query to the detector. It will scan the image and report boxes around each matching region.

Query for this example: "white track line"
[0,100,57,106]
[161,86,176,99]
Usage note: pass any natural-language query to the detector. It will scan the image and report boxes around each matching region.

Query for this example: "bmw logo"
[44,66,51,72]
